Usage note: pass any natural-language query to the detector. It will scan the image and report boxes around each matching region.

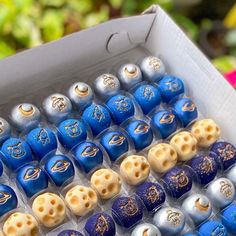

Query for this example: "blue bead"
[0,160,3,177]
[106,94,135,125]
[57,119,87,150]
[57,230,84,236]
[182,233,199,236]
[151,109,177,139]
[112,196,143,228]
[221,204,236,233]
[173,98,198,127]
[82,104,111,137]
[198,220,228,236]
[84,212,116,236]
[100,130,129,162]
[158,75,185,103]
[0,184,18,217]
[133,84,161,115]
[74,141,103,173]
[188,154,218,185]
[26,128,57,161]
[1,138,33,171]
[44,155,74,187]
[125,120,153,151]
[16,164,48,198]
[162,166,192,199]
[135,181,165,212]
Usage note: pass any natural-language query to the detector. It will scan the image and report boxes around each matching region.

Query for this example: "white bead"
[227,165,236,186]
[131,223,161,236]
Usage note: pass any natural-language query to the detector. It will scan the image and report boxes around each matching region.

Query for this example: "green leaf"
[68,0,93,13]
[40,0,65,8]
[109,0,123,9]
[0,41,15,59]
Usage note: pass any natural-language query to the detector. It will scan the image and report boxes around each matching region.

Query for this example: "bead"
[118,64,142,90]
[198,220,227,236]
[58,230,83,236]
[221,203,236,233]
[44,155,74,187]
[0,184,18,217]
[94,74,120,100]
[16,164,48,198]
[112,196,143,228]
[151,109,177,139]
[120,155,150,186]
[227,165,236,186]
[0,117,11,144]
[170,131,197,161]
[153,207,185,235]
[182,194,212,225]
[148,143,177,174]
[0,161,3,177]
[26,127,57,161]
[57,119,87,150]
[131,223,161,236]
[84,212,116,236]
[162,166,192,198]
[191,119,221,148]
[82,104,111,136]
[135,181,165,212]
[32,192,66,228]
[207,177,235,209]
[133,84,161,115]
[10,103,41,132]
[73,141,103,174]
[65,185,98,216]
[182,233,199,236]
[100,130,129,162]
[140,56,165,82]
[106,94,135,125]
[3,212,39,236]
[158,75,185,103]
[1,138,33,171]
[43,93,72,124]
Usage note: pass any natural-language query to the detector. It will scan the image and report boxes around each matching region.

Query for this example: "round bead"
[133,84,161,115]
[26,127,57,161]
[44,155,74,187]
[32,192,66,228]
[0,161,3,177]
[82,104,111,136]
[135,181,166,212]
[65,185,98,216]
[151,109,177,139]
[10,103,41,132]
[100,130,129,162]
[120,155,150,186]
[16,164,48,198]
[182,233,199,236]
[0,184,18,217]
[170,131,197,161]
[125,119,153,151]
[131,223,161,236]
[227,165,236,186]
[112,196,143,228]
[118,64,142,90]
[1,138,33,171]
[58,230,83,236]
[0,117,11,144]
[42,93,72,124]
[182,194,212,225]
[198,220,228,236]
[191,119,221,148]
[90,169,121,200]
[221,203,236,233]
[73,141,103,174]
[153,207,185,235]
[3,212,39,236]
[158,75,185,103]
[106,94,135,125]
[84,212,116,236]
[162,166,192,198]
[57,119,87,150]
[140,56,165,82]
[148,143,177,174]
[207,177,235,209]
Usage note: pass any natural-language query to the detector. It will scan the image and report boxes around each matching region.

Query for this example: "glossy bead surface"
[198,220,228,236]
[0,118,11,144]
[221,203,236,233]
[0,161,3,177]
[227,165,236,186]
[131,223,161,236]
[58,230,83,236]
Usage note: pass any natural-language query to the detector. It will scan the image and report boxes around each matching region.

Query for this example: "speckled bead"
[0,118,11,144]
[198,220,228,236]
[58,230,84,236]
[221,203,236,233]
[131,223,161,236]
[84,212,116,236]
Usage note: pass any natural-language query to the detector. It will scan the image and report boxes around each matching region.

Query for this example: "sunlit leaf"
[40,0,65,7]
[0,41,15,59]
[68,0,93,13]
[109,0,123,9]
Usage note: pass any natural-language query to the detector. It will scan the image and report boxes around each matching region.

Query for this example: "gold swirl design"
[18,104,35,116]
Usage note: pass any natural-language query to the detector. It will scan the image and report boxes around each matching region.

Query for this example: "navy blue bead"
[0,160,3,177]
[221,204,236,233]
[1,138,33,171]
[84,212,116,236]
[45,155,74,187]
[106,94,135,125]
[135,181,165,212]
[198,220,228,236]
[57,119,87,150]
[100,130,129,162]
[58,230,84,236]
[112,196,143,228]
[26,127,57,160]
[74,141,103,173]
[133,84,161,115]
